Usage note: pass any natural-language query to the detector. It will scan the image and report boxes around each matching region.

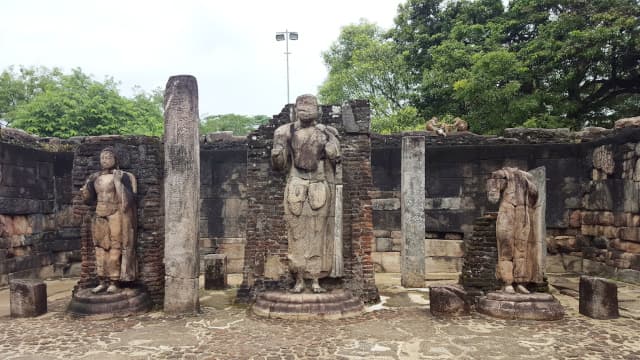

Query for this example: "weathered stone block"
[444,233,463,240]
[545,255,565,273]
[373,229,390,238]
[579,276,619,319]
[10,279,47,317]
[424,239,464,257]
[610,238,640,253]
[424,197,461,210]
[379,252,400,272]
[217,241,245,261]
[375,237,394,252]
[204,254,227,290]
[371,198,400,211]
[429,284,470,316]
[620,227,640,242]
[425,257,463,273]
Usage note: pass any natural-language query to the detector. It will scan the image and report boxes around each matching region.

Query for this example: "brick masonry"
[238,101,379,304]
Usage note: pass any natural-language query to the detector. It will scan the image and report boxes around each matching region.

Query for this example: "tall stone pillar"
[163,75,200,314]
[529,166,547,282]
[401,136,426,288]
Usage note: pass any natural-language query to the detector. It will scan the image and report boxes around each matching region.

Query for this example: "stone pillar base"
[68,286,151,319]
[252,289,364,320]
[477,292,564,321]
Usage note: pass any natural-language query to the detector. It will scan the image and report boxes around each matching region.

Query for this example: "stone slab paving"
[0,273,638,359]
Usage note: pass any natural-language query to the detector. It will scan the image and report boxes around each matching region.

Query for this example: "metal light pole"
[275,30,298,104]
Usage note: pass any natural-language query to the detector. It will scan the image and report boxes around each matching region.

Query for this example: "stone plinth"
[204,254,227,290]
[253,289,365,320]
[10,279,47,317]
[429,284,470,316]
[68,287,151,319]
[477,292,564,321]
[579,276,619,319]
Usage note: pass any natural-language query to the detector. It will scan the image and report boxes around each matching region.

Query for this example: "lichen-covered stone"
[579,275,619,319]
[429,284,470,316]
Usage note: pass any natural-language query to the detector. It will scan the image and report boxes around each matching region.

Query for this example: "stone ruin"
[1,75,640,318]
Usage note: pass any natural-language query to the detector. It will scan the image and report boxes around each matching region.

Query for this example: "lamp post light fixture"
[275,30,298,104]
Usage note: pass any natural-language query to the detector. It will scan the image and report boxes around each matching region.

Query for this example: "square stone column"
[163,75,201,314]
[10,279,47,317]
[204,254,227,290]
[401,136,426,288]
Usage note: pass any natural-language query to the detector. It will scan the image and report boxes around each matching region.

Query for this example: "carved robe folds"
[487,167,541,284]
[272,122,340,279]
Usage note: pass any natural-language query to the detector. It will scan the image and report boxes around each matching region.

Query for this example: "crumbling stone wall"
[238,101,379,304]
[0,129,77,286]
[370,130,589,278]
[200,132,248,274]
[559,128,640,283]
[72,136,165,305]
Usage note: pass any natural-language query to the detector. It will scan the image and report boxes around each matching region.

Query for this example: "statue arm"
[271,125,290,171]
[323,126,340,161]
[113,170,136,211]
[80,173,97,204]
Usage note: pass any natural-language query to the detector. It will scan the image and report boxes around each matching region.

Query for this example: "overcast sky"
[0,0,403,117]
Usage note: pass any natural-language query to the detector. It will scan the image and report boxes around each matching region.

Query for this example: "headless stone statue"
[271,94,341,293]
[80,147,137,294]
[487,167,541,294]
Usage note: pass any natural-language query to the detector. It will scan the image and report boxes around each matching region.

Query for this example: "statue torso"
[291,125,326,172]
[94,173,118,216]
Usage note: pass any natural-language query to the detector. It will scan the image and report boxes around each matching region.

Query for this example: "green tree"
[200,114,269,136]
[389,0,640,132]
[318,20,419,134]
[1,66,164,137]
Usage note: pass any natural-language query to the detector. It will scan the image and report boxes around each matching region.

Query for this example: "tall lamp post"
[275,30,298,104]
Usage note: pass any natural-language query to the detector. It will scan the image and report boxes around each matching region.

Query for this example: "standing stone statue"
[80,147,137,293]
[486,167,541,294]
[271,94,341,293]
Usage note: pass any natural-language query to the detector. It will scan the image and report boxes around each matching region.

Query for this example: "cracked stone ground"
[1,273,639,360]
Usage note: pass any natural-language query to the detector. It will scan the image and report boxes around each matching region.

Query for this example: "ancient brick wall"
[238,101,379,304]
[0,129,77,286]
[200,132,248,274]
[370,129,589,278]
[72,136,165,305]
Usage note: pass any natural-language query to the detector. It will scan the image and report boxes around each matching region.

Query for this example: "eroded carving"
[271,94,341,293]
[487,167,541,294]
[80,147,138,293]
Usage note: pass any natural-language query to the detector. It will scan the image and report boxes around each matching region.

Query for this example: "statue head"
[295,94,319,126]
[100,147,118,170]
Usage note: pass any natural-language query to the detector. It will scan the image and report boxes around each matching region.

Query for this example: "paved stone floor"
[1,273,639,359]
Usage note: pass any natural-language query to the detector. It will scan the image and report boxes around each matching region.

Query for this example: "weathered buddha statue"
[80,147,137,294]
[486,167,541,294]
[271,94,341,293]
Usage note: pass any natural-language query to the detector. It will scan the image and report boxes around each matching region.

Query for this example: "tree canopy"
[200,114,270,136]
[318,20,421,134]
[320,0,640,134]
[0,66,163,138]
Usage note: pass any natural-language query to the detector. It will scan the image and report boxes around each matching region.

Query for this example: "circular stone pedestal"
[68,287,152,319]
[477,292,564,321]
[253,289,365,320]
